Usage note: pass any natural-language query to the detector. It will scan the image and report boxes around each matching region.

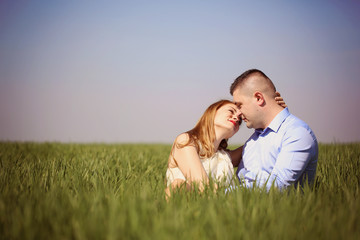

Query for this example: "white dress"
[165,150,235,187]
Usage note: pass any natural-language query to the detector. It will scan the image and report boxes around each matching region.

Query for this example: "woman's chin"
[227,129,238,139]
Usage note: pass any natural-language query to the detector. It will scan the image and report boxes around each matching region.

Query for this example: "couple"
[165,69,318,197]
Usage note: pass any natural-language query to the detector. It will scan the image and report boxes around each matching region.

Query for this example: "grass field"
[1,142,359,240]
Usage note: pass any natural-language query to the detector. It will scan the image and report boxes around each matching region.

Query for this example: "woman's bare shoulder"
[175,133,190,145]
[168,134,198,168]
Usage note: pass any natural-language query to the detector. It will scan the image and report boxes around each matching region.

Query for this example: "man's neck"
[262,104,284,129]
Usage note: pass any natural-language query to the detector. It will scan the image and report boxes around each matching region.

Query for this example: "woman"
[165,96,286,198]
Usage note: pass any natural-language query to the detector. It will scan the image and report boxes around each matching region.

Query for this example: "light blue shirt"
[236,108,318,191]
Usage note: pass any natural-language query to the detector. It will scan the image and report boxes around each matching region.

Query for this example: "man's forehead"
[232,93,244,103]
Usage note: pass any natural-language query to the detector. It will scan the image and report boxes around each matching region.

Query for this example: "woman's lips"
[229,120,237,126]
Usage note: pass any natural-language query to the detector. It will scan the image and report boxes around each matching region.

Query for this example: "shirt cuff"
[237,168,255,188]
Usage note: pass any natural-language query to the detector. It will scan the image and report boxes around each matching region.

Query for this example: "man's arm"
[264,127,317,190]
[239,127,317,191]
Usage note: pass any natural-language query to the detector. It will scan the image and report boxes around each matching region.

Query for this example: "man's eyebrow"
[234,102,241,106]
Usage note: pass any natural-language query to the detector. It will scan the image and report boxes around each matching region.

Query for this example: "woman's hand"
[275,92,287,108]
[165,179,190,201]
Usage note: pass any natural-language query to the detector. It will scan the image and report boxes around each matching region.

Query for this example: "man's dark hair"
[230,69,276,95]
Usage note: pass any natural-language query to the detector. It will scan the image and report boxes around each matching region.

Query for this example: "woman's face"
[214,103,241,138]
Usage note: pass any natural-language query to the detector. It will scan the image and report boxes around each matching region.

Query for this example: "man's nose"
[232,114,242,125]
[236,111,242,119]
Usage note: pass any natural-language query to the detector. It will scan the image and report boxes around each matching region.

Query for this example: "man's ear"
[254,91,265,106]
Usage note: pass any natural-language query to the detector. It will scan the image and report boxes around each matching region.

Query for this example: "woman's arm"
[165,134,212,200]
[275,91,287,108]
[228,146,243,168]
[172,133,209,189]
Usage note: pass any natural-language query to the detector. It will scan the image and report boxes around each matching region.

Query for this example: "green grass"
[1,142,359,240]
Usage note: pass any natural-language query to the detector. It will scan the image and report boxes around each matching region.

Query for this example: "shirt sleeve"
[241,126,317,191]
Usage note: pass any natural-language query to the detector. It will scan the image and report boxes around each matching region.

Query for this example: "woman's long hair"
[174,99,234,159]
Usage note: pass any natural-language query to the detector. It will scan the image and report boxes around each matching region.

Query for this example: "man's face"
[233,87,258,129]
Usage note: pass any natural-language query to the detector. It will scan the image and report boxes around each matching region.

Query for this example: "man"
[230,69,318,191]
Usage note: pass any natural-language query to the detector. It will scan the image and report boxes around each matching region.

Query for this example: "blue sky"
[1,0,360,144]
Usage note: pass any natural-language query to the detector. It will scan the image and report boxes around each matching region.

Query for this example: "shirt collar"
[265,107,290,133]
